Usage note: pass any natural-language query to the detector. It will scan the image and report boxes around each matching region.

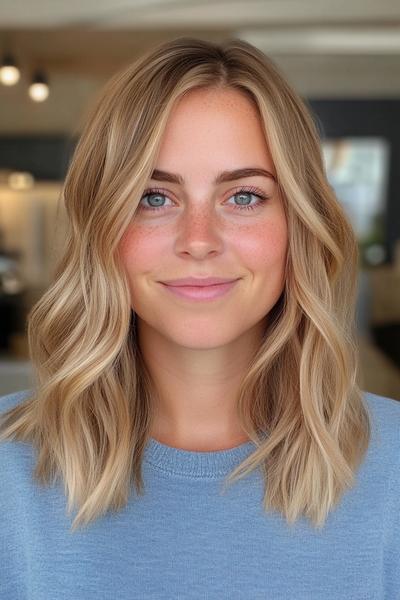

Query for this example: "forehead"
[164,87,263,133]
[155,87,275,177]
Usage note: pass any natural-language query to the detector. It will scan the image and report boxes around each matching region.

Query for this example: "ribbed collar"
[143,436,259,478]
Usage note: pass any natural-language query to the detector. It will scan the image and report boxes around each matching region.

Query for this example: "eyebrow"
[150,167,277,185]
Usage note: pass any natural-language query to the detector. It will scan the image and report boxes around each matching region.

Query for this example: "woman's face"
[119,87,288,349]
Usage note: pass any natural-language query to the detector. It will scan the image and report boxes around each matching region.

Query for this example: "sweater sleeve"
[384,408,400,599]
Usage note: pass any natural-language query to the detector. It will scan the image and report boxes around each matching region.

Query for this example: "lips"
[160,277,239,287]
[160,279,238,301]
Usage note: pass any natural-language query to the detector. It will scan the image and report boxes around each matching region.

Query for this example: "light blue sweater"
[1,388,399,600]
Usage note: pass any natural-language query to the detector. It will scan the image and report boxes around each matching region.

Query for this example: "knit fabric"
[1,388,399,600]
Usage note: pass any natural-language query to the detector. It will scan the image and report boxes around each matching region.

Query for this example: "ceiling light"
[0,53,20,86]
[28,70,49,102]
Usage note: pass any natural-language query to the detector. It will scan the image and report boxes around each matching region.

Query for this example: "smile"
[159,280,238,301]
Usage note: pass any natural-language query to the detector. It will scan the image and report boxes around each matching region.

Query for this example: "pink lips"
[160,279,239,301]
[161,276,237,287]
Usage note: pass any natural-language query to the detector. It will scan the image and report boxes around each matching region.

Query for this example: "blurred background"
[0,0,399,399]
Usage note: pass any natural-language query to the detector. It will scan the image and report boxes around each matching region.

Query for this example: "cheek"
[234,220,288,271]
[118,224,167,272]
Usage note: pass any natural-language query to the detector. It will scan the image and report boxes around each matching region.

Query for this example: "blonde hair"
[0,36,370,532]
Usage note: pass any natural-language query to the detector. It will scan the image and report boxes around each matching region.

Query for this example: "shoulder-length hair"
[0,36,370,532]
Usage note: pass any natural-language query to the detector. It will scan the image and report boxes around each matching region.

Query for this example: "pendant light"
[28,69,49,102]
[0,52,20,86]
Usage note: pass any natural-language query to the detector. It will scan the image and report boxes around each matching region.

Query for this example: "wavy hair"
[0,36,370,532]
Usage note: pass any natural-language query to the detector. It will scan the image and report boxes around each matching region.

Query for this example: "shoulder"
[0,388,36,467]
[362,390,400,445]
[0,389,38,548]
[0,388,34,415]
[363,389,400,415]
[363,392,400,577]
[362,390,400,493]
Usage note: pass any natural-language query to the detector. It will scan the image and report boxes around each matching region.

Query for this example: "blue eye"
[226,189,270,211]
[139,187,271,213]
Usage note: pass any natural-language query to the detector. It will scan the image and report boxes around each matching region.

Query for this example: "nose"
[174,202,224,258]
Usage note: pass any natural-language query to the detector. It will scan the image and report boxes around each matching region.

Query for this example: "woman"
[1,36,399,599]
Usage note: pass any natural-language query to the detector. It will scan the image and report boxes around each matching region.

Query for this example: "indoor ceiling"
[0,0,399,134]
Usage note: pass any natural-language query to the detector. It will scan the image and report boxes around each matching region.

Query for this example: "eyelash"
[139,186,271,213]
